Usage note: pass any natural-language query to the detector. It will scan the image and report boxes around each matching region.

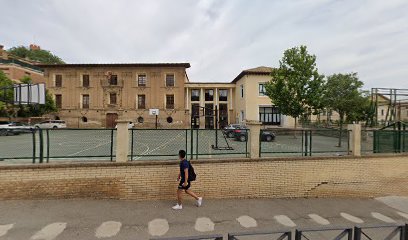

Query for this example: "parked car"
[0,121,32,135]
[223,124,247,138]
[115,122,134,129]
[8,122,34,134]
[35,120,67,129]
[0,121,14,136]
[234,129,276,142]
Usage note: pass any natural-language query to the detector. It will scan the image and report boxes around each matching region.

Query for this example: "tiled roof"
[36,63,191,68]
[231,66,273,83]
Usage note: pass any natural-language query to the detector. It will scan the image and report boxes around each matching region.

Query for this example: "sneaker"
[197,197,203,207]
[172,204,182,210]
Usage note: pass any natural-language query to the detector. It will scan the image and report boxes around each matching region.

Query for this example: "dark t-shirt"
[179,159,190,182]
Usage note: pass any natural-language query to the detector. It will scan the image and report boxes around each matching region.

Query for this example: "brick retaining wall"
[0,155,407,200]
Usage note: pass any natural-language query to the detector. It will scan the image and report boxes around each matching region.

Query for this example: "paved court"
[0,197,406,239]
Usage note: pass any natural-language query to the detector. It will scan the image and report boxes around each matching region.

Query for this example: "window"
[55,94,62,108]
[219,89,228,101]
[82,75,90,87]
[240,110,245,122]
[259,106,281,125]
[205,89,214,101]
[240,85,244,98]
[166,74,175,87]
[110,93,117,104]
[192,103,200,117]
[138,95,146,109]
[259,83,266,96]
[166,95,174,109]
[191,89,200,101]
[167,117,173,123]
[82,94,90,109]
[110,75,118,85]
[81,117,88,122]
[138,74,147,87]
[55,75,62,87]
[137,116,144,123]
[381,109,384,116]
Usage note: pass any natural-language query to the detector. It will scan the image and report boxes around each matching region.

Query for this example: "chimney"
[29,44,41,50]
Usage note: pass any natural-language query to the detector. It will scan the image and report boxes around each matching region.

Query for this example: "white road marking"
[30,222,67,240]
[340,213,364,224]
[0,224,14,237]
[195,217,215,232]
[148,219,169,236]
[397,211,408,219]
[308,214,330,225]
[371,212,396,223]
[95,221,122,238]
[274,215,296,227]
[236,215,257,228]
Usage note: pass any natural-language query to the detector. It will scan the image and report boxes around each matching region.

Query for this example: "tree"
[0,71,14,117]
[325,73,367,147]
[7,46,64,64]
[265,45,326,129]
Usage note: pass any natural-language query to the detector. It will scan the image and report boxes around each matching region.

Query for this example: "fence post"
[31,128,36,164]
[354,227,361,240]
[246,120,262,159]
[347,124,361,156]
[115,120,130,162]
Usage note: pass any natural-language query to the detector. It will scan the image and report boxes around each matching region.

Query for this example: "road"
[0,196,407,239]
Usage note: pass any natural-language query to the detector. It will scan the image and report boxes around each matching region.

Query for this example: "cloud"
[1,0,407,89]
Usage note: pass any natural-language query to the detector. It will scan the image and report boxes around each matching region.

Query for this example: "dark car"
[223,124,247,138]
[234,129,276,142]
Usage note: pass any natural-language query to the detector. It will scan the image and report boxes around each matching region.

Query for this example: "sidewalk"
[0,197,407,239]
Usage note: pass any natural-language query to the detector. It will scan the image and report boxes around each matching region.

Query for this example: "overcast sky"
[1,0,407,89]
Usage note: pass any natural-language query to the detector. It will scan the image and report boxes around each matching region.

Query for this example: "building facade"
[38,63,191,128]
[0,45,44,83]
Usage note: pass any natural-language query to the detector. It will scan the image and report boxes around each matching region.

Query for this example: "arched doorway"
[106,113,118,128]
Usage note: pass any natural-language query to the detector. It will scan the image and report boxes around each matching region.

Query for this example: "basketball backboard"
[149,108,159,115]
[13,83,46,105]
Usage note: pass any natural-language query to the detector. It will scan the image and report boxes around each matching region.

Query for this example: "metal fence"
[260,129,350,157]
[150,224,408,240]
[129,129,249,161]
[0,128,249,163]
[0,128,116,163]
[361,130,408,154]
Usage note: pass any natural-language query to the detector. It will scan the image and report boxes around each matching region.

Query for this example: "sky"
[1,0,407,89]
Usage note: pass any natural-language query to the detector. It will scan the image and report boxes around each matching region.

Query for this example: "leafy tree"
[7,46,64,64]
[265,45,326,129]
[325,73,368,147]
[0,71,14,117]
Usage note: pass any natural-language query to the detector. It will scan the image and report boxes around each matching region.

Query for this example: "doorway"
[106,113,118,128]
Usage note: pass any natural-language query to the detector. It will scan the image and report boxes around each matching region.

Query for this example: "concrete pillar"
[347,123,361,156]
[200,88,205,129]
[115,120,130,162]
[246,120,262,158]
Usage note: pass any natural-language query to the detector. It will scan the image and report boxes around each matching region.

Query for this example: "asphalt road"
[0,196,407,240]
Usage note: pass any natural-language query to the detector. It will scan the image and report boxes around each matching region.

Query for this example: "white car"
[35,120,67,129]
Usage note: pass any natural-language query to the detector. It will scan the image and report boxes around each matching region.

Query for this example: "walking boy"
[172,150,202,210]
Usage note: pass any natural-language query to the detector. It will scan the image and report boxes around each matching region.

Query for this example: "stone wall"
[0,155,407,200]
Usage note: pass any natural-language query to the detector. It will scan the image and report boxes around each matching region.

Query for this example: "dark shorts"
[178,181,191,190]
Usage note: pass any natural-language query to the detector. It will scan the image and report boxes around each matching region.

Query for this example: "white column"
[229,88,233,109]
[186,87,189,110]
[348,123,361,156]
[215,87,218,107]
